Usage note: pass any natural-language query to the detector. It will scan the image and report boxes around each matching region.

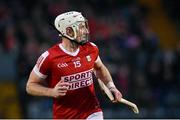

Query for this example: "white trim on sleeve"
[39,51,49,68]
[33,65,47,79]
[90,42,97,46]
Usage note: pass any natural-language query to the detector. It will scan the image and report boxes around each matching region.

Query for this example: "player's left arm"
[94,56,122,102]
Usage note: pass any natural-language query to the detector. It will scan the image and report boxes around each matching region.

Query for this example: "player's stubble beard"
[70,33,89,46]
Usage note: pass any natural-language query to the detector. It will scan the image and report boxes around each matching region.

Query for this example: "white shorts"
[86,111,103,120]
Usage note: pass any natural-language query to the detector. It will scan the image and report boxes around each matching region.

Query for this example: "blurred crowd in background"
[0,0,179,118]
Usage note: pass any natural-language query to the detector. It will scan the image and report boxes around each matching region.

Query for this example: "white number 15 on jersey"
[73,61,81,68]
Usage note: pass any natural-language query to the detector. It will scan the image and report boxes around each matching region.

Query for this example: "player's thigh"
[86,111,103,120]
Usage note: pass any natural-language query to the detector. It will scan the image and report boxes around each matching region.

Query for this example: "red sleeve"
[33,51,51,79]
[90,42,99,62]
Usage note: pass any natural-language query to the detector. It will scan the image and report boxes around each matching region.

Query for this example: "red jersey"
[33,42,102,119]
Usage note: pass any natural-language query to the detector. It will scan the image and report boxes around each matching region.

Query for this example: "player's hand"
[51,80,70,98]
[110,87,122,103]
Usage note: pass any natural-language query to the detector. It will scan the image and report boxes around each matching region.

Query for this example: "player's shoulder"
[40,43,60,58]
[85,42,98,49]
[48,43,60,51]
[89,42,97,47]
[48,43,64,54]
[41,51,49,57]
[81,42,99,54]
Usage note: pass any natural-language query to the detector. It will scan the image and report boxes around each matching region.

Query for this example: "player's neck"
[61,39,79,52]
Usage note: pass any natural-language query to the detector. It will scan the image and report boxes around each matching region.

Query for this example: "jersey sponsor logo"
[61,69,93,90]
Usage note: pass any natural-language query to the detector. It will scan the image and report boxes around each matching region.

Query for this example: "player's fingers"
[116,93,122,102]
[58,85,69,90]
[57,81,70,87]
[59,80,64,83]
[112,91,120,103]
[56,80,64,85]
[57,80,67,85]
[111,91,117,103]
[60,82,70,87]
[55,93,66,98]
[55,80,63,87]
[59,92,66,96]
[118,92,122,100]
[57,89,67,93]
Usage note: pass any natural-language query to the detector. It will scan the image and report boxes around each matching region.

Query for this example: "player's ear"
[66,27,74,38]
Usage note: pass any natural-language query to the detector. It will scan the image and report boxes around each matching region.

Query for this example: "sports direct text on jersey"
[61,69,93,90]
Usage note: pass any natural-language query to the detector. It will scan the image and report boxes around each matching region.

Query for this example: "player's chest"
[51,53,95,75]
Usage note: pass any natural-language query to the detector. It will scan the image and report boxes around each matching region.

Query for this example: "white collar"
[59,43,80,56]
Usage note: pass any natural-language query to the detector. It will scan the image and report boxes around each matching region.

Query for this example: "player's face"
[75,21,89,43]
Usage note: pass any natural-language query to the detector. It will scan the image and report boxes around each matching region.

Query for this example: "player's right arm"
[26,51,69,98]
[26,71,69,98]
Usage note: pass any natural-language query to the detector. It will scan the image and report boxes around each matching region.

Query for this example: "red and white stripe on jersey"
[90,42,99,62]
[33,51,49,79]
[90,42,97,47]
